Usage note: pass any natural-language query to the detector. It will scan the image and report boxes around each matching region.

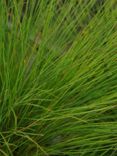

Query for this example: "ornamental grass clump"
[0,0,117,155]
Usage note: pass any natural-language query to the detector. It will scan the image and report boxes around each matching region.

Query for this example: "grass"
[0,0,117,155]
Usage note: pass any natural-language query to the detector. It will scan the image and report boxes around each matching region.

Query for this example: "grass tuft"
[0,0,117,155]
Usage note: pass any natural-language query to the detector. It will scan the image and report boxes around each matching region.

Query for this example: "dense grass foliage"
[0,0,117,155]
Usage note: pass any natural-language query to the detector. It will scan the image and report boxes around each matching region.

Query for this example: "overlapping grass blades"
[0,0,117,155]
